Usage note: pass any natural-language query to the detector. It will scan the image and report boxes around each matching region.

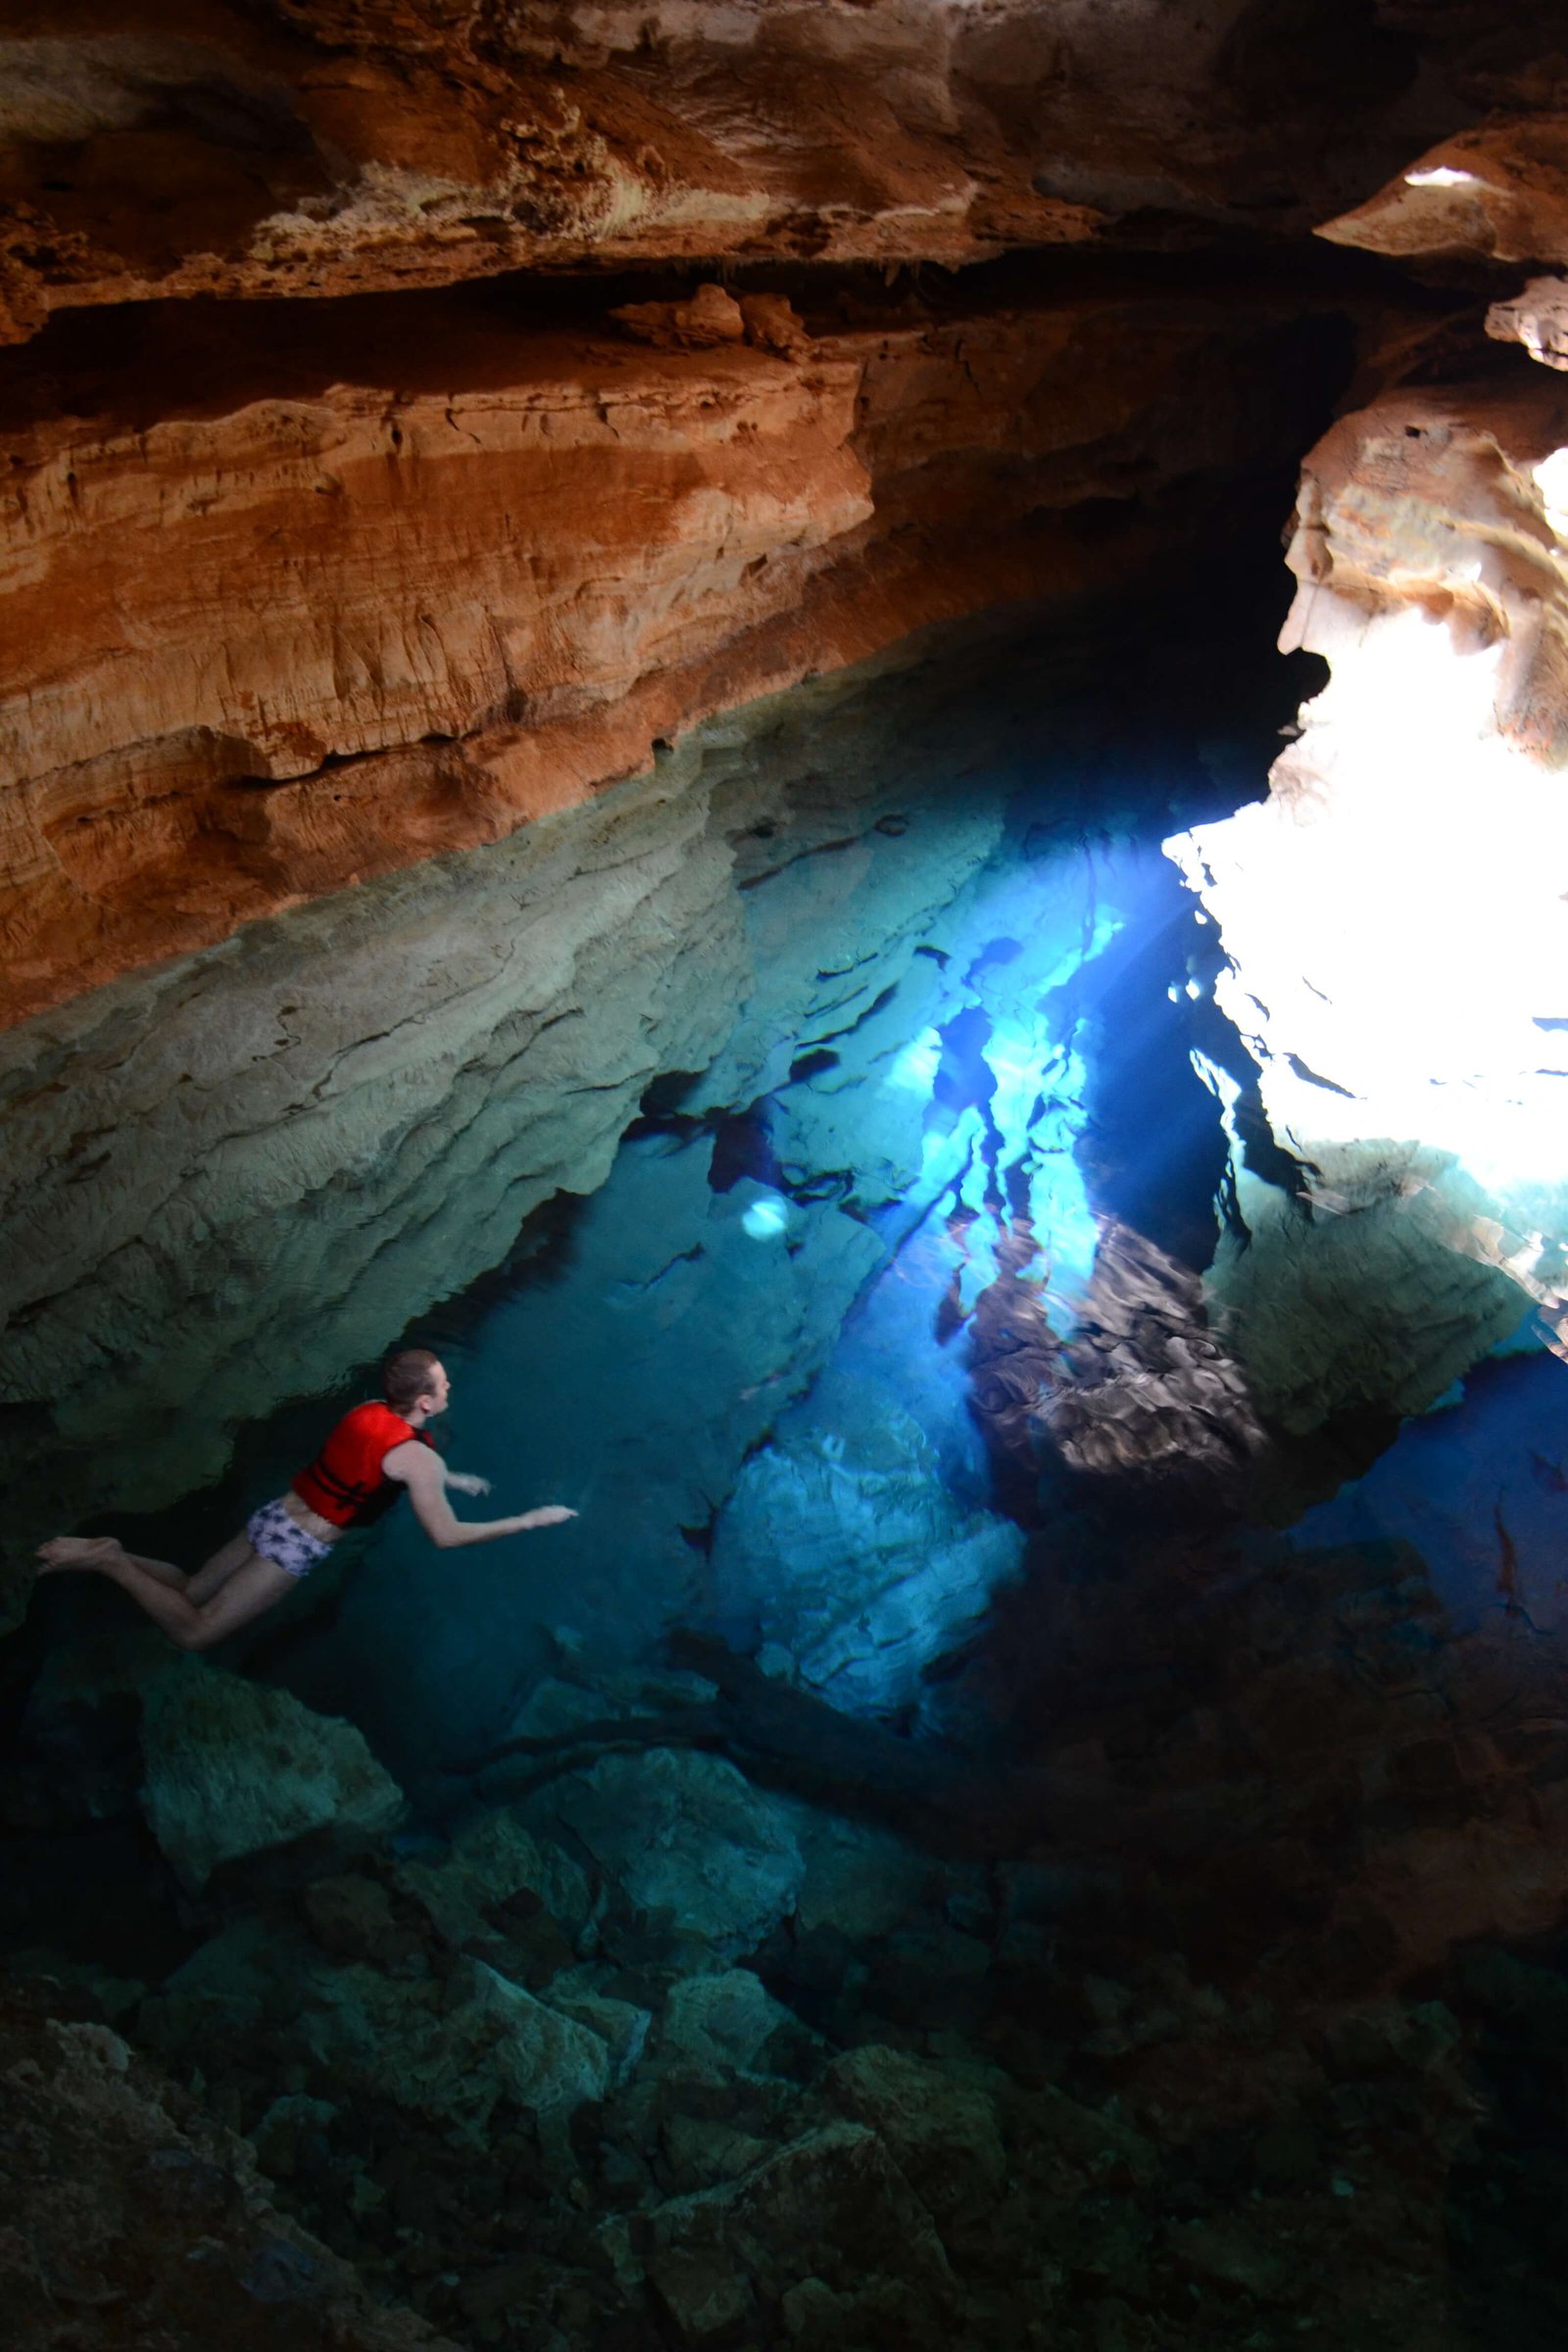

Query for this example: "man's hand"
[388,1441,574,1550]
[446,1470,492,1498]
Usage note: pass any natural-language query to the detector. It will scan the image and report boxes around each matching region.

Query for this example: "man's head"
[384,1348,450,1420]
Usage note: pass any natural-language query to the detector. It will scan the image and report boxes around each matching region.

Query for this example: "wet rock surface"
[141,1660,407,1891]
[0,266,1343,1023]
[0,1980,455,2352]
[9,1579,1568,2351]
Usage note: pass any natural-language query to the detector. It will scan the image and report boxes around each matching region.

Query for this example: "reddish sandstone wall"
[0,284,1324,1022]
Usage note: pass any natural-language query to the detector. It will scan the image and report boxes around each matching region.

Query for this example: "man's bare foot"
[35,1536,123,1576]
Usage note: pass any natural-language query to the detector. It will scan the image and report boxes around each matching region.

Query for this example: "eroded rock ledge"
[0,268,1343,1024]
[1171,366,1568,1381]
[4,0,1563,1024]
[0,0,1547,346]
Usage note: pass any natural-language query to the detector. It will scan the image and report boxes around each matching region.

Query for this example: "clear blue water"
[51,704,1567,1823]
[242,781,1258,1787]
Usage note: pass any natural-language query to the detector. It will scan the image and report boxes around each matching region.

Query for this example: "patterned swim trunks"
[246,1496,334,1581]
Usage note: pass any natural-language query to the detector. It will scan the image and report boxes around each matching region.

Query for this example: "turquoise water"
[250,771,1245,1790]
[11,623,1568,2345]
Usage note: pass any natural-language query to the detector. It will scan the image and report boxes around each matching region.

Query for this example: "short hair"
[384,1348,442,1412]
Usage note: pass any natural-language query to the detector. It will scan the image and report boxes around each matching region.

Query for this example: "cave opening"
[7,9,1568,2346]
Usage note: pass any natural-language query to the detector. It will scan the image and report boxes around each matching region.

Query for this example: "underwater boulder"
[0,1984,456,2352]
[522,1748,806,1961]
[138,1663,405,1891]
[660,1968,811,2076]
[545,1973,653,2084]
[393,1804,594,1953]
[295,1954,612,2140]
[710,1408,1025,1713]
[139,1910,614,2145]
[641,2119,955,2348]
[783,1806,933,1939]
[822,2043,1008,2232]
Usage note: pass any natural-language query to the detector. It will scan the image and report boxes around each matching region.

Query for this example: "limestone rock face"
[0,2,1100,345]
[0,638,1070,1639]
[0,280,1334,1021]
[1319,116,1568,266]
[3,0,1534,357]
[139,1660,407,1890]
[0,1986,456,2352]
[1168,374,1568,1388]
[1490,274,1568,370]
[0,0,1563,1029]
[523,1748,806,1960]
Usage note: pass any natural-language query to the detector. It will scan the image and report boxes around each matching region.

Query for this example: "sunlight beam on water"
[741,1193,793,1240]
[1167,592,1568,1353]
[875,862,1137,1338]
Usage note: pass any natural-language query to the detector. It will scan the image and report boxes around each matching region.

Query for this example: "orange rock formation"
[4,0,1568,1025]
[0,281,1327,1022]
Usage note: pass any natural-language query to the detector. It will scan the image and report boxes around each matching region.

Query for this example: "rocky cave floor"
[8,1471,1568,2352]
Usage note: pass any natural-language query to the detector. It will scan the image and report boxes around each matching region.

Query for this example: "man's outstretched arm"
[441,1464,491,1498]
[387,1445,576,1549]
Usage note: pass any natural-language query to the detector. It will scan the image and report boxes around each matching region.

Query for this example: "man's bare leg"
[35,1539,298,1649]
[39,1531,257,1600]
[110,1550,187,1592]
[186,1533,259,1603]
[36,1537,127,1576]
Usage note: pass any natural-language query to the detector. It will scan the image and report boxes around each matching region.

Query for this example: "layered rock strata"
[0,635,1050,1633]
[0,0,1100,345]
[0,276,1337,1021]
[1169,366,1568,1406]
[0,0,1547,348]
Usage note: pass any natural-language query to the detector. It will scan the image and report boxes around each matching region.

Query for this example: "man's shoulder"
[333,1399,408,1437]
[381,1428,437,1478]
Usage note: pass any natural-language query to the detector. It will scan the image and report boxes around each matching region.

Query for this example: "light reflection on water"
[264,802,1256,1778]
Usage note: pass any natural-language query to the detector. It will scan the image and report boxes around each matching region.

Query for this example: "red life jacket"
[291,1401,434,1529]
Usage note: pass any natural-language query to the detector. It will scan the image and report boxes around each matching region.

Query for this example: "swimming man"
[34,1348,575,1650]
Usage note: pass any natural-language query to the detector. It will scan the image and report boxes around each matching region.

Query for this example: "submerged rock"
[661,1969,809,2076]
[139,1663,405,1891]
[711,1407,1025,1711]
[0,1984,454,2351]
[1203,1142,1530,1435]
[642,2119,955,2348]
[146,1913,612,2144]
[523,1748,806,1960]
[250,2092,340,2182]
[547,1973,653,2084]
[784,1808,933,1941]
[394,1803,593,1951]
[823,2043,1008,2230]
